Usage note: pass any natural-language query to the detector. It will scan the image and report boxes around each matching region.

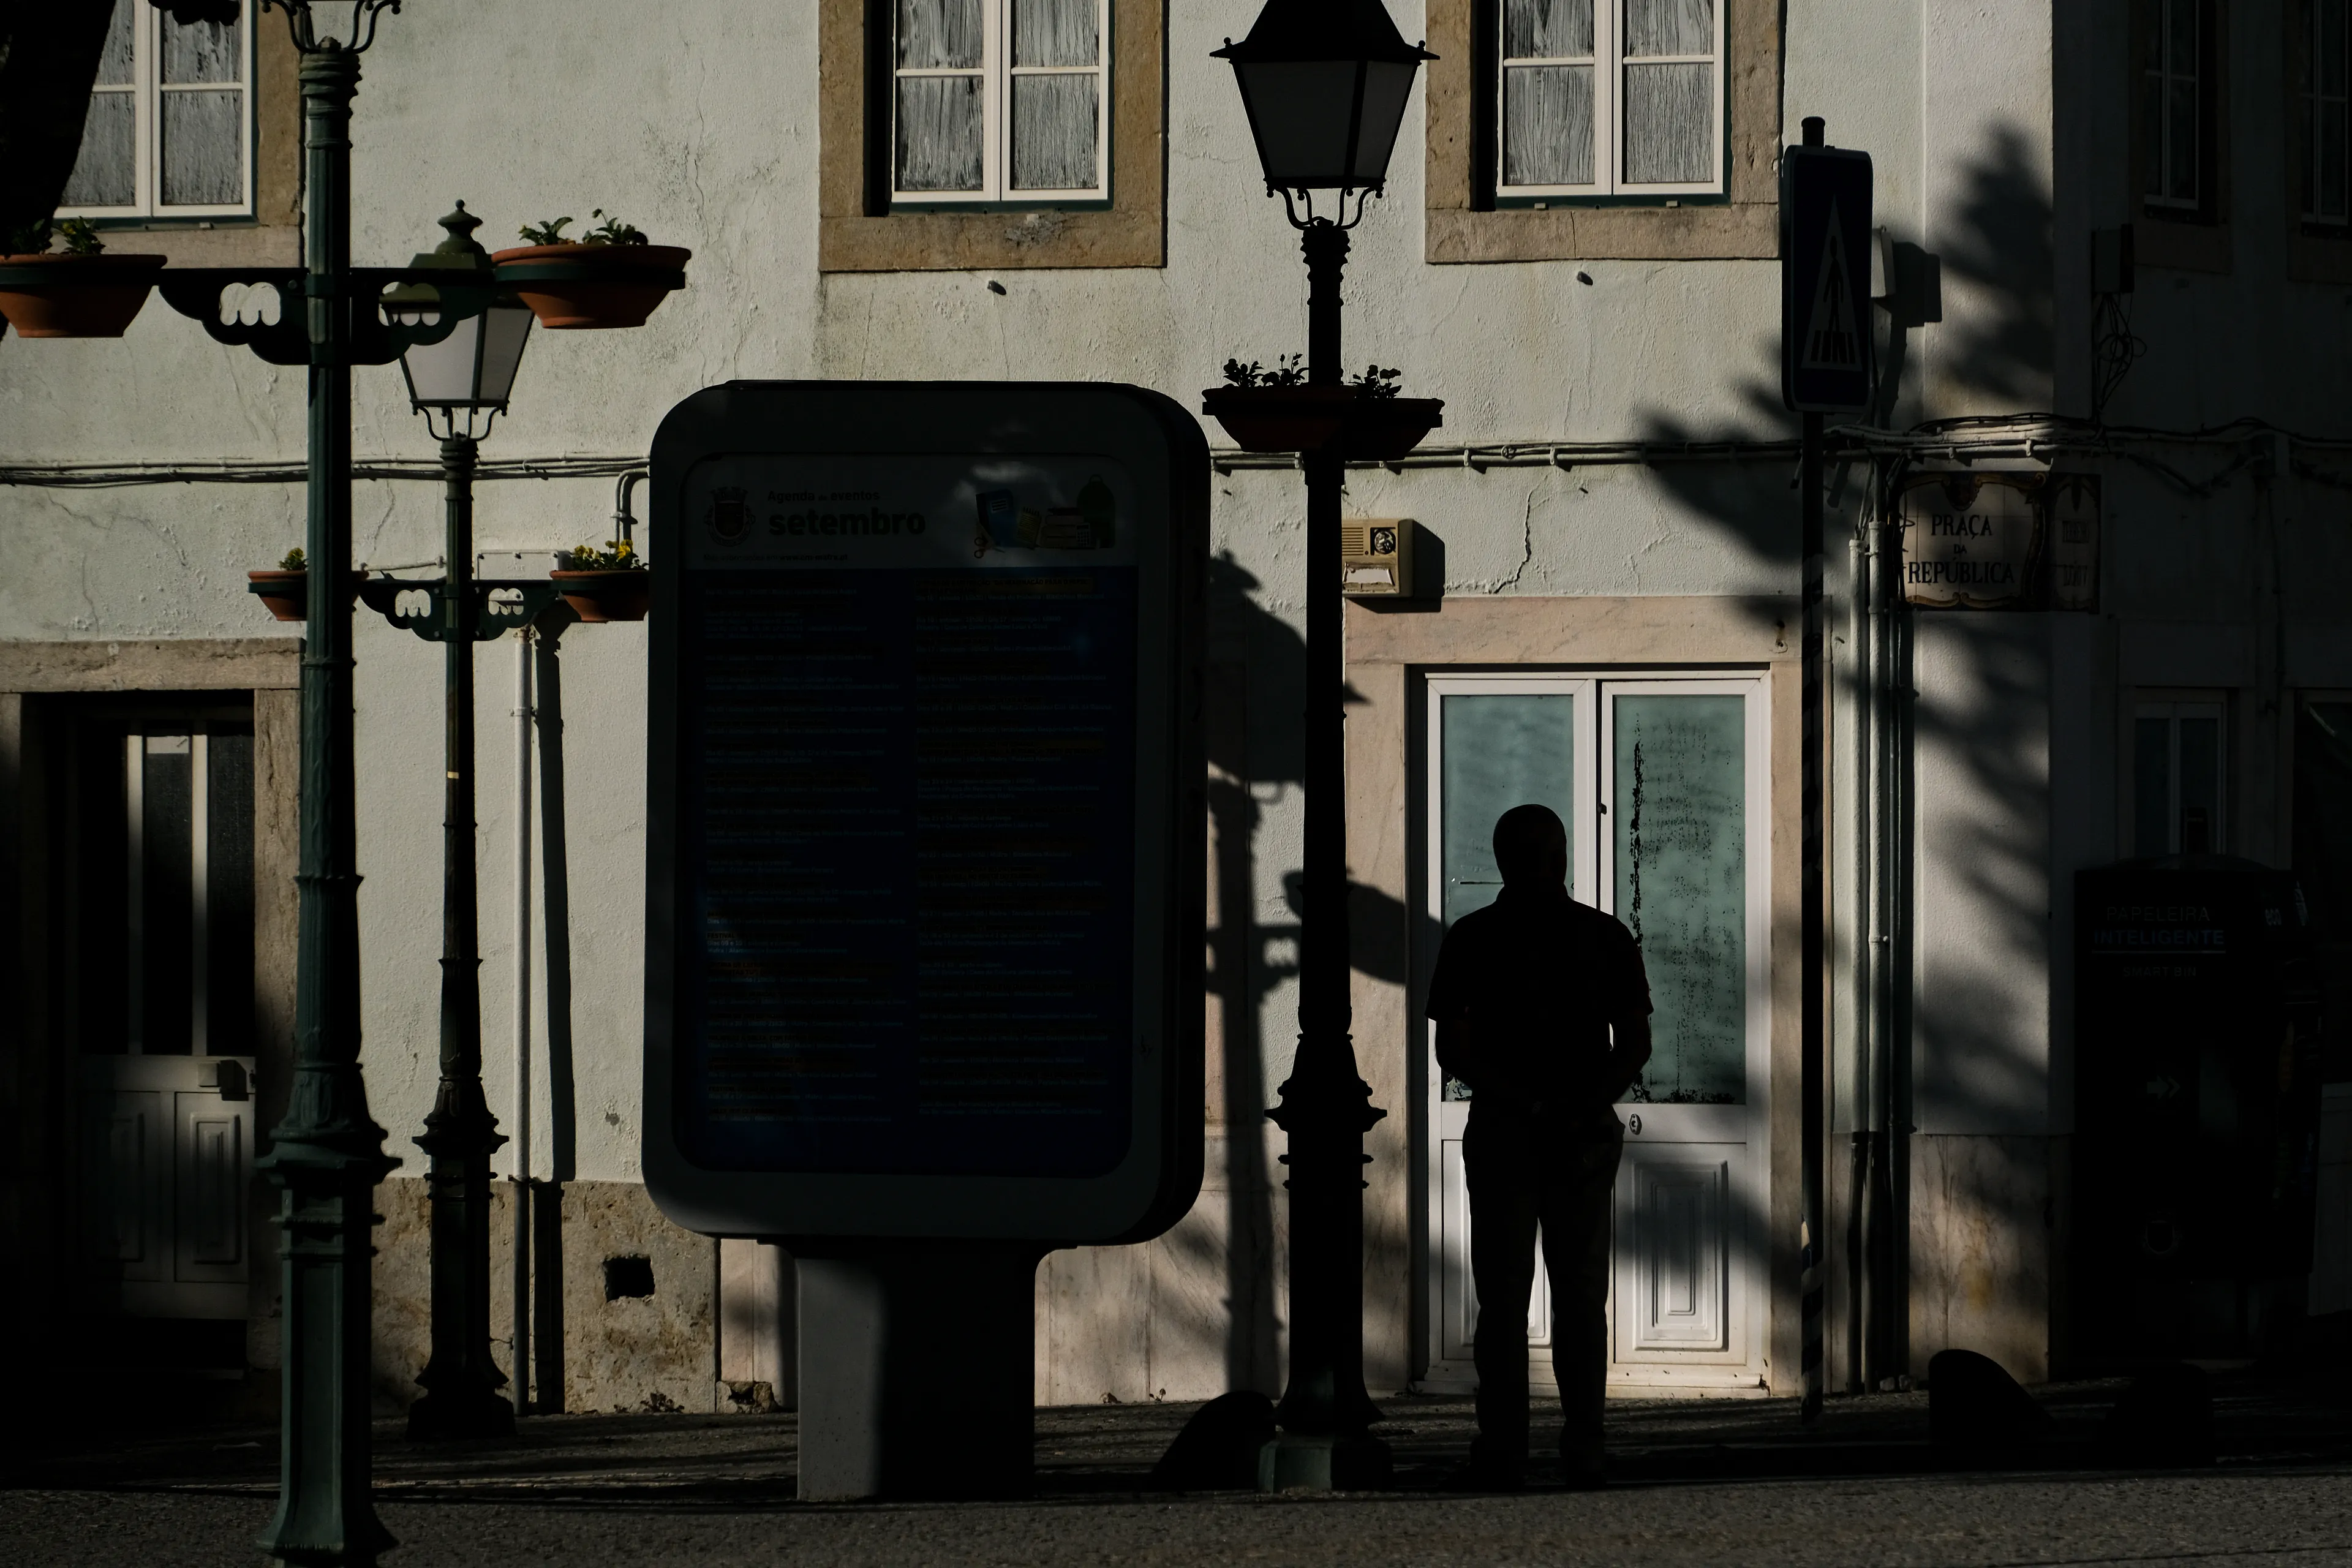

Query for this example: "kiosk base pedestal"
[794,1241,1047,1501]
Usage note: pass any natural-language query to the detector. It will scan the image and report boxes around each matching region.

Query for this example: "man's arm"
[1435,1015,1475,1090]
[1600,1010,1653,1104]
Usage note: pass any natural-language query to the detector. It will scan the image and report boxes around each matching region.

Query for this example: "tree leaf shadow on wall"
[1613,121,2060,1379]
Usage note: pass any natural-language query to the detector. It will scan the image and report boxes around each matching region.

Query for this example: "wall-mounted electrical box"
[1340,518,1416,597]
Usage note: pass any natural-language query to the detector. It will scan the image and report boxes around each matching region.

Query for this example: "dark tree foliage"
[0,1,245,238]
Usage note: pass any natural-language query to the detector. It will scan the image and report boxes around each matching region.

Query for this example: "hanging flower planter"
[491,213,688,330]
[550,569,650,622]
[0,251,168,339]
[551,538,649,622]
[1201,384,1444,461]
[246,563,368,622]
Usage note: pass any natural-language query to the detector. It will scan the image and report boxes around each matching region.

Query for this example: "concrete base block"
[1257,1432,1393,1492]
[796,1242,1046,1501]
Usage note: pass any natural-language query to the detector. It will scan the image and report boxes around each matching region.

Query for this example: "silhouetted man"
[1426,803,1653,1489]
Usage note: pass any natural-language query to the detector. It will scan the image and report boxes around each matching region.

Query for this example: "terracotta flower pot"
[246,567,368,622]
[490,243,692,330]
[1200,385,1444,460]
[551,568,650,622]
[0,252,168,338]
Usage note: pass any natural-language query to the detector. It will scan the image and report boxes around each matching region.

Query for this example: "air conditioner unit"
[1340,518,1416,598]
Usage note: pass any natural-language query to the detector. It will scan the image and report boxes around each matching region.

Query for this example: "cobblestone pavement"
[7,1377,2350,1566]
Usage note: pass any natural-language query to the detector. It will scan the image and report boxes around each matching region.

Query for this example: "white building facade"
[6,0,2351,1416]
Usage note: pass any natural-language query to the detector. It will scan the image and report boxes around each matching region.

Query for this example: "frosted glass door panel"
[1612,693,1745,1104]
[1439,693,1577,928]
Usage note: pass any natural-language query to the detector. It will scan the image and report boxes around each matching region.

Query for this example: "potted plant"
[0,218,167,339]
[247,546,367,622]
[491,211,690,330]
[1200,355,1444,461]
[551,537,650,622]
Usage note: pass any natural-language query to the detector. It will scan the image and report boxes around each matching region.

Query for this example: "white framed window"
[58,0,254,222]
[2305,0,2350,224]
[1496,0,1724,202]
[2141,0,2211,213]
[892,0,1109,205]
[2134,701,2227,856]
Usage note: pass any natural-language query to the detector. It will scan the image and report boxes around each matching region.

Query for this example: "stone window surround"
[1423,0,1781,265]
[1339,593,1802,1392]
[2132,0,2233,275]
[2286,0,2352,282]
[0,637,301,1379]
[62,13,301,270]
[819,0,1166,273]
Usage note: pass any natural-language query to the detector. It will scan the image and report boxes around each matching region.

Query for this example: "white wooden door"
[75,725,259,1321]
[1423,675,1769,1396]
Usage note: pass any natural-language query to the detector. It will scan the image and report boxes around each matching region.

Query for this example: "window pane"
[1440,695,1578,931]
[2325,0,2348,95]
[1615,695,1746,1106]
[163,90,243,206]
[1624,0,1713,57]
[141,741,195,1057]
[2168,0,2199,77]
[97,0,135,86]
[1623,61,1713,183]
[898,0,982,69]
[163,14,242,85]
[206,733,255,1061]
[1011,72,1098,189]
[62,92,136,208]
[2179,716,2221,851]
[1503,64,1593,185]
[1012,0,1096,67]
[2142,61,2165,197]
[896,74,984,191]
[2322,103,2349,217]
[2167,77,2199,201]
[1504,0,1593,58]
[2135,716,2173,856]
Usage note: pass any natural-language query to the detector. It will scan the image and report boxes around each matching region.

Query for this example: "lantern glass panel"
[399,312,483,407]
[1350,59,1418,183]
[1234,59,1363,187]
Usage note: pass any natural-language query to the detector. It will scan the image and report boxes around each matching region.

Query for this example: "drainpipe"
[614,470,646,549]
[510,625,535,1413]
[1861,481,1902,1389]
[1845,532,1872,1395]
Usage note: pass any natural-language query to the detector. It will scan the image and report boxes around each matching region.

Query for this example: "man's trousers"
[1463,1104,1625,1472]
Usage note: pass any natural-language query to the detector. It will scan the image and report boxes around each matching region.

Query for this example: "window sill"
[70,225,300,268]
[2290,227,2352,284]
[819,206,1159,271]
[2136,212,2230,274]
[1427,202,1777,264]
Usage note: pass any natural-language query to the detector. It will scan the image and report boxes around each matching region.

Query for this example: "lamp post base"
[1257,1432,1393,1493]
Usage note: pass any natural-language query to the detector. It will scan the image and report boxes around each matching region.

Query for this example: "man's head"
[1493,804,1568,888]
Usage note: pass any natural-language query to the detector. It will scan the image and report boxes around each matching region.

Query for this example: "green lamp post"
[1212,0,1434,1493]
[378,203,543,1441]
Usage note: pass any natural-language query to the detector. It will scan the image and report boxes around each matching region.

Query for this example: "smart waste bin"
[2075,856,2324,1358]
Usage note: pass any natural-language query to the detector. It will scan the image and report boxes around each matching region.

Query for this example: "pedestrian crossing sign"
[1781,145,1874,413]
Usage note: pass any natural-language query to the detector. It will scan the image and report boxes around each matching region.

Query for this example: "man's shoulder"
[1561,898,1637,945]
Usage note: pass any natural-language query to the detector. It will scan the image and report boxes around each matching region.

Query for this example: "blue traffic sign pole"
[1783,116,1872,1427]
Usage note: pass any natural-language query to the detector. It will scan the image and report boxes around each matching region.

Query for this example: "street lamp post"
[129,3,505,1558]
[1213,0,1433,1493]
[246,4,405,1561]
[380,204,540,1441]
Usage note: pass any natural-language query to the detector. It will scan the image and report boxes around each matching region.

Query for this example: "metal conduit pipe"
[510,626,535,1413]
[1861,483,1904,1389]
[1845,533,1872,1395]
[614,470,647,548]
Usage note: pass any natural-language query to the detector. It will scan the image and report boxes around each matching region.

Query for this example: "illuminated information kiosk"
[644,382,1206,1499]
